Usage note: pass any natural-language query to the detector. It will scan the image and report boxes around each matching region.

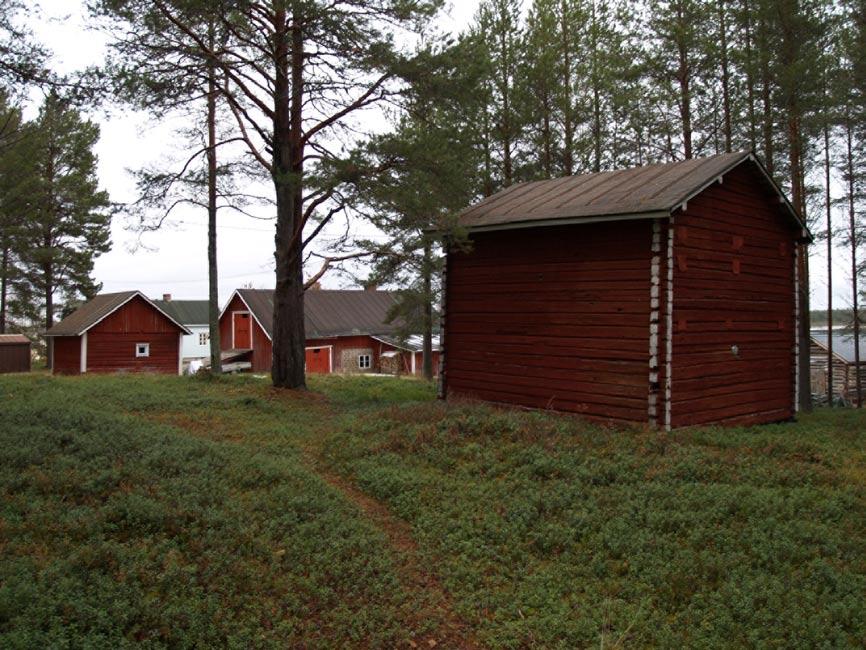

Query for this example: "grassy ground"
[1,373,865,648]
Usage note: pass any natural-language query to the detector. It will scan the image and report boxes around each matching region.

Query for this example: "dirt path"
[147,406,483,649]
[300,447,483,650]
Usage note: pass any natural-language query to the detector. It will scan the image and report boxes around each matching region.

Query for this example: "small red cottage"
[45,291,191,375]
[444,152,811,429]
[0,334,31,373]
[219,288,439,375]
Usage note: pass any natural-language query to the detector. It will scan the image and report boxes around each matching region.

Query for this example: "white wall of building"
[182,325,211,359]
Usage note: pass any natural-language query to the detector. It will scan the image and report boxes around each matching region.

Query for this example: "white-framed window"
[198,332,209,346]
[135,342,150,358]
[358,354,371,369]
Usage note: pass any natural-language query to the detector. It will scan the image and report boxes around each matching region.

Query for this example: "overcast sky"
[24,1,482,305]
[23,0,852,310]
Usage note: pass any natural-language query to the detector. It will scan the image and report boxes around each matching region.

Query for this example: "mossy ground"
[1,372,864,648]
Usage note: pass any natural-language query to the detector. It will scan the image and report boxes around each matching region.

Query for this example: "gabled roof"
[372,334,441,353]
[221,288,401,340]
[459,151,809,239]
[812,331,866,365]
[0,334,29,345]
[153,299,210,326]
[45,291,192,336]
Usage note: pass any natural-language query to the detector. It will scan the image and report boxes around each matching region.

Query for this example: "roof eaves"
[465,209,671,233]
[672,152,811,241]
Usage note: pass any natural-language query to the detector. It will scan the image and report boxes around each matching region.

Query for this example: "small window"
[136,343,150,358]
[198,332,209,345]
[358,354,371,369]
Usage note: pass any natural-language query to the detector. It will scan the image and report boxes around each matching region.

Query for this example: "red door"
[305,347,330,373]
[233,313,251,349]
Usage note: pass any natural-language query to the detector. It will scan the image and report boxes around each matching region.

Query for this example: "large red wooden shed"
[45,291,191,375]
[442,152,811,429]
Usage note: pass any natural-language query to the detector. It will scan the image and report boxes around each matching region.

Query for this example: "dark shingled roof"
[459,151,808,236]
[232,288,400,339]
[45,291,191,336]
[0,334,29,345]
[153,299,210,326]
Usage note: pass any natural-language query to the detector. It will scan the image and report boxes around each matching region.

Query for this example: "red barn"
[45,291,191,375]
[219,288,438,376]
[443,152,811,429]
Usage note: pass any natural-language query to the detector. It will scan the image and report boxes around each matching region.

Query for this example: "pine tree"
[0,93,37,333]
[476,0,524,186]
[645,0,714,159]
[92,1,248,374]
[17,94,111,366]
[357,41,480,379]
[520,0,561,178]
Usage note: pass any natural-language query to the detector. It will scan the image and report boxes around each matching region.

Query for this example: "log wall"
[445,221,653,422]
[669,165,797,426]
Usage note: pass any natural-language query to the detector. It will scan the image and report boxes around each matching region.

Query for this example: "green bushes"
[0,375,420,648]
[2,373,865,648]
[323,402,866,648]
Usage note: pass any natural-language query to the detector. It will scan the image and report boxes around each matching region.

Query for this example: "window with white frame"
[135,343,150,358]
[198,332,209,346]
[358,354,371,369]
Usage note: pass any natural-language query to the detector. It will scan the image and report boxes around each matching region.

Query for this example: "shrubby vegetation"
[1,373,865,647]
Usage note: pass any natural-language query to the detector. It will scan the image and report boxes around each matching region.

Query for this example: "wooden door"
[305,347,330,373]
[233,313,252,349]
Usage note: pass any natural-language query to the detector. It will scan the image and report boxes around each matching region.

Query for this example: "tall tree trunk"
[44,256,53,369]
[846,113,862,407]
[824,116,833,404]
[0,243,8,334]
[778,4,811,412]
[271,7,306,389]
[542,99,552,177]
[759,17,774,172]
[422,239,434,381]
[674,2,693,159]
[719,0,732,152]
[590,1,602,172]
[482,104,494,196]
[742,0,757,151]
[499,28,513,186]
[206,24,221,375]
[561,1,574,175]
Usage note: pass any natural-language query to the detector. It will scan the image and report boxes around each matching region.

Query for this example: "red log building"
[219,288,440,376]
[443,152,811,428]
[45,291,191,375]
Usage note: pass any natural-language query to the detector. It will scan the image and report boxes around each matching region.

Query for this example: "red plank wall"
[52,336,81,375]
[86,296,181,374]
[219,294,272,372]
[669,166,796,427]
[445,221,653,422]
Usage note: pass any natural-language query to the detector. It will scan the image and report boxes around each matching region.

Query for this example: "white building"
[153,295,211,360]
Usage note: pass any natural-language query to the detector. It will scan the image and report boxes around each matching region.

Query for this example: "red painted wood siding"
[305,346,331,373]
[445,221,653,422]
[670,165,797,427]
[85,296,182,374]
[0,342,30,373]
[219,294,272,372]
[86,332,179,374]
[52,336,81,375]
[218,295,437,376]
[409,350,440,377]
